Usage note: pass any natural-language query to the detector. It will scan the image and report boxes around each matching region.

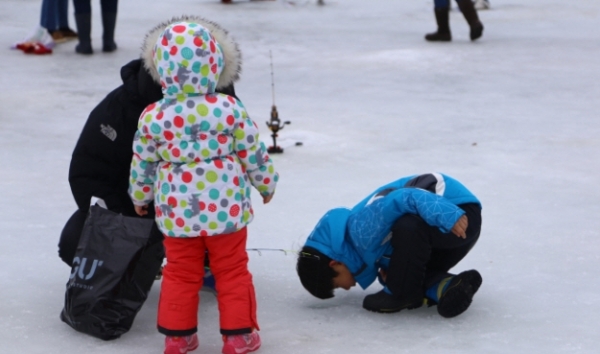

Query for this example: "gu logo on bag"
[68,256,104,290]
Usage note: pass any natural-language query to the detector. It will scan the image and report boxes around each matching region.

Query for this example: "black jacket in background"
[68,59,237,218]
[61,56,237,266]
[69,59,162,217]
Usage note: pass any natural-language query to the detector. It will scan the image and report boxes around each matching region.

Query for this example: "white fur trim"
[141,15,242,89]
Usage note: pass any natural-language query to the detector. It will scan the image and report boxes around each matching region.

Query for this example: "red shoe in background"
[15,42,52,55]
[31,43,53,55]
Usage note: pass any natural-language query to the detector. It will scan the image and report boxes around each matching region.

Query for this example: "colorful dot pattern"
[129,22,279,237]
[154,21,223,97]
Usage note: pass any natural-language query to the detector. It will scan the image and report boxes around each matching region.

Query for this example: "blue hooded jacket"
[304,173,481,290]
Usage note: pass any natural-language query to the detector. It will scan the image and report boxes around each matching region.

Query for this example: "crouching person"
[297,173,482,318]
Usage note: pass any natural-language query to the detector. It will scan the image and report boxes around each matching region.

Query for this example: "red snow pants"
[157,227,259,336]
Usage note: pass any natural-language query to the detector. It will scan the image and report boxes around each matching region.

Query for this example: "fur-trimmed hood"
[141,15,241,90]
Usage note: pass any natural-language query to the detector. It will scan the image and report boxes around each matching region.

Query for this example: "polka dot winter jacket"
[129,21,278,237]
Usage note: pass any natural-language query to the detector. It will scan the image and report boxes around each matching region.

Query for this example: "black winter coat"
[68,59,237,218]
[69,59,163,217]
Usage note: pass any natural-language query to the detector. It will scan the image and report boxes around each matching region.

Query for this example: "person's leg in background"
[40,0,58,34]
[425,0,452,42]
[13,0,55,54]
[53,0,77,41]
[43,0,77,43]
[100,0,118,52]
[456,0,484,41]
[73,0,93,54]
[40,0,55,30]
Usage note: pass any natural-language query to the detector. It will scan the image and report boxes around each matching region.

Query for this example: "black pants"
[73,0,118,14]
[58,209,164,267]
[385,203,481,304]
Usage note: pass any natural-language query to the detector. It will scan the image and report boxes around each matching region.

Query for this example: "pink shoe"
[222,332,261,354]
[164,334,199,354]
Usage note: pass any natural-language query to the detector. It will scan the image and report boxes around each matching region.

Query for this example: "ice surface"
[1,0,599,353]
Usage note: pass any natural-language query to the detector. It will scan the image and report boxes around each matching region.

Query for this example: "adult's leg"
[56,0,70,29]
[158,236,205,336]
[72,0,91,13]
[425,0,452,41]
[99,0,118,14]
[58,210,87,267]
[100,0,118,52]
[73,0,93,54]
[40,0,58,31]
[205,228,258,335]
[456,0,484,40]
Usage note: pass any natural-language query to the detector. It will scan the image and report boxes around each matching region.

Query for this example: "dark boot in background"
[101,12,118,52]
[457,0,484,41]
[74,13,93,54]
[425,8,452,42]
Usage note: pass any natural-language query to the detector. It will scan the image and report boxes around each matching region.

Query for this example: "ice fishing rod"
[270,50,276,109]
[265,50,292,153]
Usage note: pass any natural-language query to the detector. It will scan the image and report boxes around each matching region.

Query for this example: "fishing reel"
[266,105,290,153]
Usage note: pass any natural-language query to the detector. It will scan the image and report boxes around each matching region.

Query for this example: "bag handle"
[90,196,107,209]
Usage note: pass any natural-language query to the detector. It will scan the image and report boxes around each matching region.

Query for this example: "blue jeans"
[40,0,70,31]
[73,0,119,14]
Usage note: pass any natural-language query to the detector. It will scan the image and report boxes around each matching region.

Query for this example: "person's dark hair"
[296,246,338,299]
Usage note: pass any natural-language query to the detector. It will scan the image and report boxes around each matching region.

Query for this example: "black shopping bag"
[60,205,164,340]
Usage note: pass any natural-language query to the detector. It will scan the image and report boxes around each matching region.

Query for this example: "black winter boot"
[74,13,93,54]
[362,290,423,313]
[457,0,484,41]
[425,8,452,42]
[437,269,482,318]
[101,12,118,52]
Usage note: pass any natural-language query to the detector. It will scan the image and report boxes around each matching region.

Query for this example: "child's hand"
[134,204,149,216]
[451,215,468,239]
[262,193,274,204]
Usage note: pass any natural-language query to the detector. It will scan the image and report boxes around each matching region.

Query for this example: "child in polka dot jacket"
[128,16,277,354]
